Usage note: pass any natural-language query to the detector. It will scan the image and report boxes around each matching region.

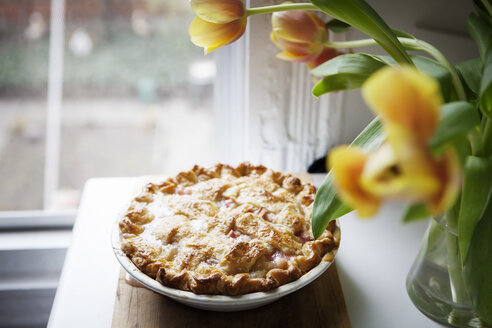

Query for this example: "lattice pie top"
[119,163,339,295]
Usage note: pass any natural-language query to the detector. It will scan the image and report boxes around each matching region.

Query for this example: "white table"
[48,176,441,328]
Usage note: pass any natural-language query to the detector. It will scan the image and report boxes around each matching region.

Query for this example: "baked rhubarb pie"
[119,163,339,295]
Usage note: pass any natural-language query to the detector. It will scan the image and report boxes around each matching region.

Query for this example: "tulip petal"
[361,141,441,202]
[276,51,314,63]
[426,147,461,214]
[329,146,382,217]
[306,47,342,69]
[272,10,327,44]
[362,66,442,141]
[271,32,311,56]
[191,0,245,24]
[271,32,321,63]
[189,17,246,54]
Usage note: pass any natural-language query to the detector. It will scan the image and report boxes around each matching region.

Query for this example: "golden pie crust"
[119,163,340,295]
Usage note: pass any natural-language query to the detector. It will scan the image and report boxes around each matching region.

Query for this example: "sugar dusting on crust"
[119,162,339,295]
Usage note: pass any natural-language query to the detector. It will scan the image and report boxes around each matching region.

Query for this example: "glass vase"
[406,217,490,327]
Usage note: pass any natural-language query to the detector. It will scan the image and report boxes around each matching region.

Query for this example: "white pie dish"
[111,220,337,312]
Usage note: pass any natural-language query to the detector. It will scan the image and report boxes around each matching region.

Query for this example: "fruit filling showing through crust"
[119,163,339,295]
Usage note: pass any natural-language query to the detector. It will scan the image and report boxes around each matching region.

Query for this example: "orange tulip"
[306,47,343,69]
[329,66,461,217]
[189,0,247,54]
[271,8,328,63]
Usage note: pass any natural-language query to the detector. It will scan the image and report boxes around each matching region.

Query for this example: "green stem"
[446,232,468,303]
[324,37,467,101]
[483,118,492,156]
[481,0,492,17]
[324,39,380,48]
[414,39,467,101]
[445,208,469,304]
[246,3,320,16]
[468,128,484,156]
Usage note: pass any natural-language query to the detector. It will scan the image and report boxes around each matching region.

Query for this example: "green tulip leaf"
[467,13,492,62]
[456,58,483,97]
[413,56,453,101]
[312,54,451,99]
[472,0,492,27]
[450,134,474,167]
[310,0,413,66]
[326,19,352,33]
[348,117,386,152]
[311,176,351,240]
[391,29,416,40]
[458,156,492,262]
[480,44,492,117]
[430,101,480,151]
[402,203,430,222]
[463,192,492,325]
[312,117,384,239]
[311,54,387,96]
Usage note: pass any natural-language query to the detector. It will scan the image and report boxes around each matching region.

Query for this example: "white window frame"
[214,0,345,172]
[0,0,72,230]
[44,0,65,211]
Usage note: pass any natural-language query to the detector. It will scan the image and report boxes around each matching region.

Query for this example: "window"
[0,0,217,212]
[0,1,217,326]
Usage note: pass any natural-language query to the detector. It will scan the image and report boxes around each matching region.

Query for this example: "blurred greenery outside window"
[0,0,217,212]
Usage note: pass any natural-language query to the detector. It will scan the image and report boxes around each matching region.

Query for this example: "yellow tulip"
[329,66,461,217]
[189,0,247,54]
[363,66,442,142]
[426,147,461,214]
[361,139,441,202]
[329,146,382,217]
[191,0,245,24]
[271,8,328,63]
[189,16,247,54]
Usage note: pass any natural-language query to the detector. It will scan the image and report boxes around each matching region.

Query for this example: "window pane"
[57,0,216,209]
[0,2,49,210]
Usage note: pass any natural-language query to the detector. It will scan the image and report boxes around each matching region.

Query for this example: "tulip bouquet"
[188,0,492,325]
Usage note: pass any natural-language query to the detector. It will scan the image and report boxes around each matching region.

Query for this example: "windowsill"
[0,230,72,250]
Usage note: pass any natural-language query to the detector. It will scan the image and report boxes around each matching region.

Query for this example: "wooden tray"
[112,263,350,328]
[111,172,350,327]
